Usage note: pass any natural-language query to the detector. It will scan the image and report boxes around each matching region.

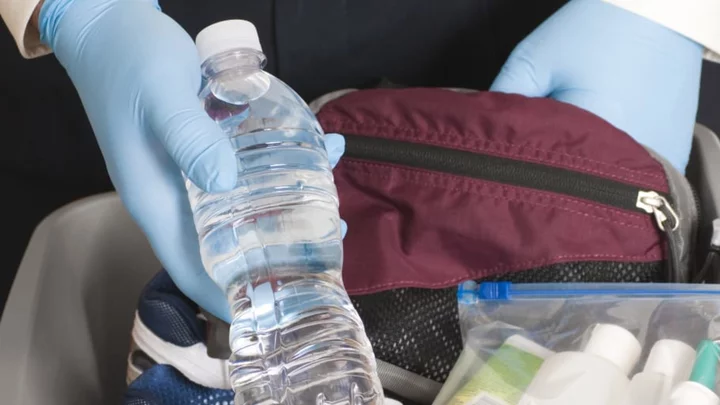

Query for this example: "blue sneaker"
[126,271,231,402]
[126,271,430,405]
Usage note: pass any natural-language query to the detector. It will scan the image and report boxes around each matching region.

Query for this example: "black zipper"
[343,134,682,280]
[344,134,665,212]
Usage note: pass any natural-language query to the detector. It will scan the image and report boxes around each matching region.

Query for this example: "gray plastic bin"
[2,125,720,404]
[0,194,160,404]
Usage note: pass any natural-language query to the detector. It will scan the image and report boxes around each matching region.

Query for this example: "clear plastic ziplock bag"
[436,281,720,405]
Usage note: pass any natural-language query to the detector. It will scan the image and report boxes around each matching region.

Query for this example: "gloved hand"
[39,0,346,322]
[491,0,704,172]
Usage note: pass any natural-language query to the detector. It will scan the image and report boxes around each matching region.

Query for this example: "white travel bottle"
[670,340,720,405]
[619,339,696,405]
[520,323,641,405]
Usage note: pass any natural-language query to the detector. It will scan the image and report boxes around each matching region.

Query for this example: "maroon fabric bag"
[308,87,698,384]
[205,87,699,392]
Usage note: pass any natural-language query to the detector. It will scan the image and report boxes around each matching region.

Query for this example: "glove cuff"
[38,0,74,48]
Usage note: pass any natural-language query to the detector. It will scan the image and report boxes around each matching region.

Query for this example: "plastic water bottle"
[186,20,383,405]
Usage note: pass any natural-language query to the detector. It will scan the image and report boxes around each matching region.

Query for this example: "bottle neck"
[201,48,267,78]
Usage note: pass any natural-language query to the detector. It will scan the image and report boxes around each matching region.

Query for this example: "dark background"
[0,0,718,312]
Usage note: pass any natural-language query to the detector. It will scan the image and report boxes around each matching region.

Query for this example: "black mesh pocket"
[352,287,462,383]
[351,260,663,383]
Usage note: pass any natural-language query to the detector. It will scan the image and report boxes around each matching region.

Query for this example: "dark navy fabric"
[125,365,233,405]
[128,270,231,404]
[137,271,205,347]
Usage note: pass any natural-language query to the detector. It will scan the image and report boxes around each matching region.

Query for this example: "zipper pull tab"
[636,191,679,232]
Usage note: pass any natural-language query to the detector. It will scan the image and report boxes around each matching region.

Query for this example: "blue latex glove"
[39,0,347,322]
[491,0,704,172]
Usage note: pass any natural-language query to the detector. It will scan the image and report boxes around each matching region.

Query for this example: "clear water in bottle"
[187,20,383,405]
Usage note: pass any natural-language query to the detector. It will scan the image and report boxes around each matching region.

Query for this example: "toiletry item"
[433,346,484,405]
[619,339,696,405]
[646,300,714,355]
[520,323,641,405]
[669,340,720,405]
[445,335,553,405]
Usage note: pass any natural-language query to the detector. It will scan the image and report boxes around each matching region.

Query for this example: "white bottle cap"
[583,324,641,375]
[670,382,720,405]
[195,20,263,64]
[644,339,696,383]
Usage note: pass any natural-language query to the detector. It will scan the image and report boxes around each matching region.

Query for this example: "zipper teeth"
[343,134,661,212]
[466,282,720,300]
[503,289,720,297]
